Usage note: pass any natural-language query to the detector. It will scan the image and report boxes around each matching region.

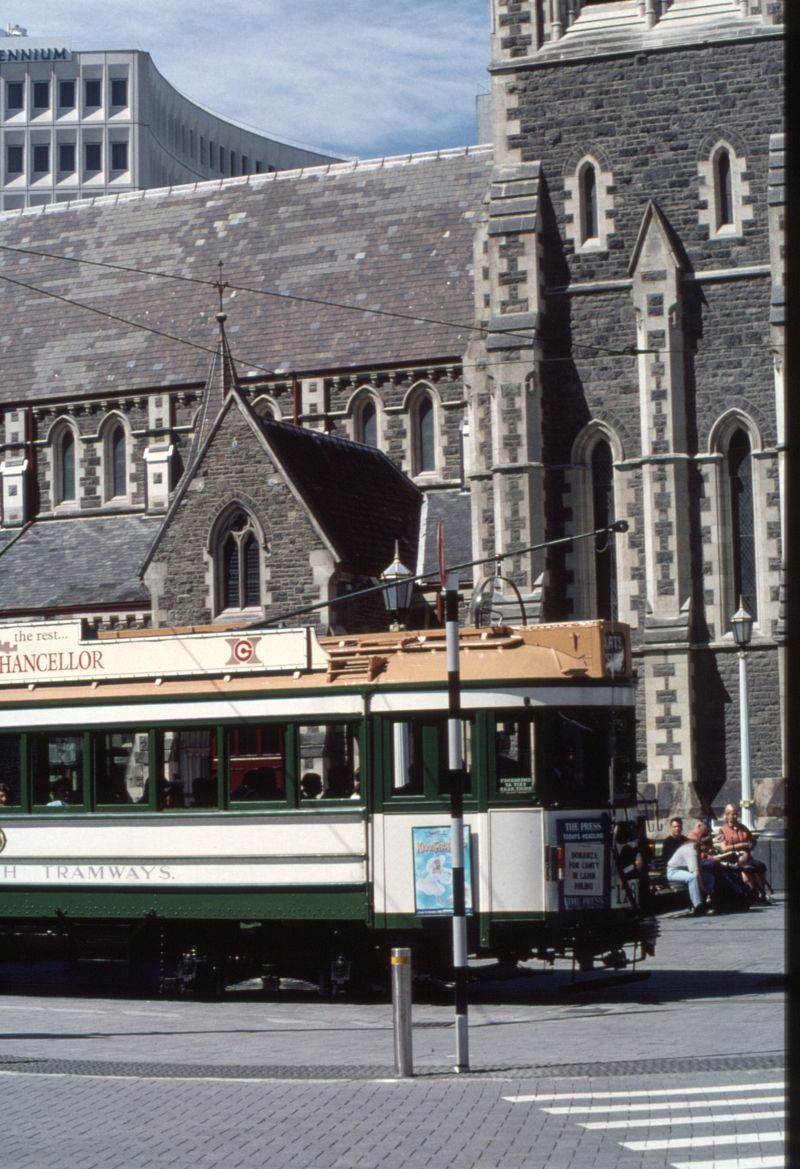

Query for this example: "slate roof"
[0,515,160,612]
[417,489,473,584]
[260,417,422,577]
[0,146,493,406]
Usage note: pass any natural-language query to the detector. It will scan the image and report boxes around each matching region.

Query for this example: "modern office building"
[0,29,340,210]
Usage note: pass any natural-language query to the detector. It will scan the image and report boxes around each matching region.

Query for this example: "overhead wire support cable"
[0,242,663,360]
[248,519,629,629]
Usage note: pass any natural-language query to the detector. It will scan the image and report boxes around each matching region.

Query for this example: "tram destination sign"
[0,620,328,685]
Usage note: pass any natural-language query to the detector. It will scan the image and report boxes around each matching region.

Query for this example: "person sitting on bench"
[715,804,772,904]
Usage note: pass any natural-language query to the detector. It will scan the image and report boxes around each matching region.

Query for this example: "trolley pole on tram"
[445,573,469,1073]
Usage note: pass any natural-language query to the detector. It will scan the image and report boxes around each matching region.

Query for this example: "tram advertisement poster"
[412,826,473,916]
[556,815,611,911]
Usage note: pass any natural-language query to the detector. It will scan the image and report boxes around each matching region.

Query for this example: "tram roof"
[0,621,631,706]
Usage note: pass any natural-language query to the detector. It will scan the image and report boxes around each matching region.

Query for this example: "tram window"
[392,722,424,794]
[162,729,218,809]
[495,718,534,795]
[229,725,285,802]
[391,720,470,797]
[538,709,610,809]
[96,732,150,805]
[31,734,84,807]
[299,724,359,799]
[0,735,21,806]
[610,709,637,805]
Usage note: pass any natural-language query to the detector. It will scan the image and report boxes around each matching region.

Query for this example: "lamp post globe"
[731,598,755,829]
[731,601,754,648]
[381,541,414,631]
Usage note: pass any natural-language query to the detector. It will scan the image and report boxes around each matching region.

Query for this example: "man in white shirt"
[666,831,715,915]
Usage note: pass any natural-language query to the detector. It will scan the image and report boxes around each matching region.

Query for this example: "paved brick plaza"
[0,903,784,1168]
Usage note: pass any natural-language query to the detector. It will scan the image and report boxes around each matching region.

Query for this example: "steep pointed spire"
[187,262,241,469]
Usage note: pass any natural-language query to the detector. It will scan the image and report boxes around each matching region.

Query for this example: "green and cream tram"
[0,617,652,991]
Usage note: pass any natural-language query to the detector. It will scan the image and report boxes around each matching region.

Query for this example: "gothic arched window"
[716,149,733,229]
[219,510,262,613]
[362,401,377,448]
[591,439,617,620]
[414,393,436,474]
[728,428,757,619]
[60,429,76,503]
[111,426,126,498]
[581,164,598,242]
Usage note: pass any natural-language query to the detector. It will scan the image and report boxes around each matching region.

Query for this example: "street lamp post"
[730,600,755,830]
[381,541,414,631]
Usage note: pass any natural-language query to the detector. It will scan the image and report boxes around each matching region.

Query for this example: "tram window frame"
[158,727,221,811]
[30,732,88,811]
[491,715,537,802]
[386,717,473,804]
[0,733,23,811]
[93,730,153,810]
[536,708,615,810]
[298,722,361,804]
[227,723,289,807]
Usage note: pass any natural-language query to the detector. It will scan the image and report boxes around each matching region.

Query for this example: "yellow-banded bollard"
[391,948,413,1077]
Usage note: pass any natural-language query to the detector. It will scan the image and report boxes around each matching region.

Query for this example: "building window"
[241,155,248,175]
[190,129,195,159]
[728,428,757,620]
[59,80,75,109]
[591,439,617,620]
[209,140,214,169]
[218,510,261,612]
[581,163,598,242]
[111,141,128,171]
[85,142,101,172]
[716,148,733,229]
[230,151,237,174]
[413,393,436,474]
[32,144,49,174]
[107,425,126,499]
[255,161,262,174]
[84,78,102,109]
[32,81,49,110]
[360,400,378,448]
[220,147,226,174]
[6,81,23,111]
[200,137,206,165]
[58,142,75,173]
[110,78,127,107]
[58,429,76,504]
[7,144,23,173]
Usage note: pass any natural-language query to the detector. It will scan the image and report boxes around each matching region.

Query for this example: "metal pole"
[391,947,413,1078]
[445,573,469,1073]
[738,650,754,830]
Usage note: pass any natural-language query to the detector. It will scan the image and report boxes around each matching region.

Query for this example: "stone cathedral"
[0,0,785,825]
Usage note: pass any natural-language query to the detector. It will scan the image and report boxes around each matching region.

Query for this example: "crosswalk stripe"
[504,1081,784,1104]
[624,1131,784,1152]
[580,1109,785,1131]
[670,1157,784,1169]
[544,1095,784,1115]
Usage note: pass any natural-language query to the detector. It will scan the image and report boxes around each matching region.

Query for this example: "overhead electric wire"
[0,270,281,378]
[250,519,629,629]
[0,241,653,360]
[0,241,775,369]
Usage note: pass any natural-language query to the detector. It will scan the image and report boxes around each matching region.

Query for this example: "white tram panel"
[487,809,545,914]
[0,814,367,888]
[373,812,482,916]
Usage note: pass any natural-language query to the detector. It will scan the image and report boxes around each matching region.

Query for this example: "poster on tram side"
[412,826,473,916]
[556,815,612,911]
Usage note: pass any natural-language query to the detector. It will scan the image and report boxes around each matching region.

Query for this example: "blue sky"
[7,1,493,158]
